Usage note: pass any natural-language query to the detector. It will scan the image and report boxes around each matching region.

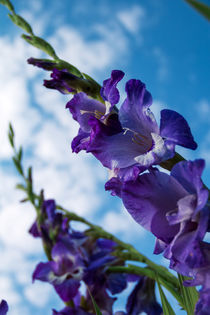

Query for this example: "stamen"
[80,109,94,115]
[80,109,104,120]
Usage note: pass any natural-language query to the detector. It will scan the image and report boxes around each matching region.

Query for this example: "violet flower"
[109,159,209,276]
[0,300,8,315]
[33,238,84,302]
[66,70,197,181]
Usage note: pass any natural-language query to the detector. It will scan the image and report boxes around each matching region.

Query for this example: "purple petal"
[165,209,210,272]
[54,279,80,302]
[87,252,114,270]
[105,177,122,197]
[71,129,90,153]
[160,109,197,150]
[119,79,158,136]
[106,273,127,294]
[43,199,56,221]
[171,159,209,213]
[32,262,53,282]
[51,240,76,263]
[27,57,56,70]
[0,300,8,315]
[88,117,140,167]
[153,238,167,254]
[66,92,105,133]
[88,117,159,179]
[166,195,196,225]
[195,289,210,315]
[121,170,187,243]
[126,277,162,315]
[97,239,117,251]
[28,221,40,238]
[101,70,124,106]
[44,78,75,94]
[53,307,91,315]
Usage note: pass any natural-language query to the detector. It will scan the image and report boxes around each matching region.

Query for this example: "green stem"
[60,207,179,289]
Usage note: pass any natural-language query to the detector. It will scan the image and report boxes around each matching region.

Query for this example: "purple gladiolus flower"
[33,238,84,302]
[66,70,197,181]
[126,277,162,315]
[111,159,209,276]
[0,300,8,315]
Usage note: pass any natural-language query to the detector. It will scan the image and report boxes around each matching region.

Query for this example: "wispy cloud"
[117,5,145,34]
[153,47,169,81]
[50,23,128,75]
[196,99,210,119]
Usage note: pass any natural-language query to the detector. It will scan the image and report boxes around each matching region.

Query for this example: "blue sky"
[0,0,210,314]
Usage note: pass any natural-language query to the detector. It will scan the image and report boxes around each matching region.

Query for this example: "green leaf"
[12,157,23,175]
[8,13,33,35]
[27,166,32,184]
[178,274,198,315]
[0,0,14,12]
[87,287,102,315]
[8,122,15,147]
[9,122,14,137]
[38,189,44,209]
[8,132,14,148]
[16,183,26,191]
[157,280,176,315]
[22,34,58,59]
[82,73,100,84]
[185,0,210,21]
[17,147,23,162]
[27,166,35,204]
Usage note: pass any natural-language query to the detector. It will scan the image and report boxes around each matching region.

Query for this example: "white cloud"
[0,276,20,304]
[150,99,167,124]
[102,205,146,242]
[0,37,41,159]
[196,99,210,118]
[24,282,52,307]
[153,47,169,81]
[50,24,128,75]
[117,5,145,34]
[0,202,41,254]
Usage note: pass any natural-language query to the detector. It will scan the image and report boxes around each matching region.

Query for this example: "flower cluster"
[28,60,210,314]
[30,199,162,314]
